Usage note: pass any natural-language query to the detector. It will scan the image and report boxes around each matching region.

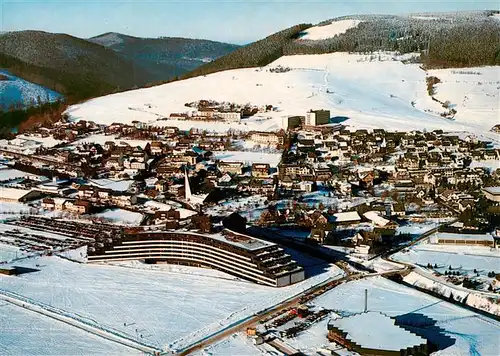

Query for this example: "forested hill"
[180,24,312,80]
[89,32,240,76]
[183,10,500,80]
[0,31,152,102]
[287,11,500,68]
[0,31,240,104]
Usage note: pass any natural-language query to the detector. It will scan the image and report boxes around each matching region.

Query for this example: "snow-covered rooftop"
[483,186,500,195]
[143,200,197,219]
[363,211,390,227]
[0,187,33,201]
[88,178,134,192]
[140,229,275,252]
[331,211,361,223]
[434,232,494,242]
[93,208,143,226]
[329,311,426,351]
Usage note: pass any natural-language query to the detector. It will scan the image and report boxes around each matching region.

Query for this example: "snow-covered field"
[193,333,267,356]
[214,151,281,167]
[392,240,500,277]
[426,67,500,135]
[66,53,500,143]
[0,303,141,356]
[0,169,27,181]
[286,276,500,356]
[92,208,143,225]
[0,255,343,352]
[299,20,363,40]
[0,243,25,263]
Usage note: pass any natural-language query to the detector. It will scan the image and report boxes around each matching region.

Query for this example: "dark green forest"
[180,24,312,80]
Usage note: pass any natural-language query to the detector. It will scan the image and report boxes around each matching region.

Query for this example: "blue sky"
[1,0,498,44]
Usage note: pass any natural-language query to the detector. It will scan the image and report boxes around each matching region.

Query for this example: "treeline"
[283,12,500,68]
[180,24,312,80]
[0,100,66,138]
[423,22,500,67]
[0,53,123,102]
[179,12,499,82]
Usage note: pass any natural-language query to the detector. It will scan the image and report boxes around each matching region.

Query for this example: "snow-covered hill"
[299,19,363,40]
[0,70,62,110]
[66,52,499,142]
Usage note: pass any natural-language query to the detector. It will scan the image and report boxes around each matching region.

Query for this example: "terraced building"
[87,228,305,287]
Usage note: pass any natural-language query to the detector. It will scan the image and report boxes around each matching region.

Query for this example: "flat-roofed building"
[250,131,285,146]
[0,188,41,203]
[483,187,500,203]
[330,211,362,225]
[216,112,241,122]
[430,232,495,247]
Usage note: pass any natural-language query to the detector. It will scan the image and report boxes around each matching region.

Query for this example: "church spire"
[184,167,192,202]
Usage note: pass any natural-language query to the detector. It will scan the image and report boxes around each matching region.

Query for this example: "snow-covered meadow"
[0,243,25,263]
[193,332,268,356]
[0,255,344,352]
[66,53,499,144]
[393,240,500,276]
[0,303,141,356]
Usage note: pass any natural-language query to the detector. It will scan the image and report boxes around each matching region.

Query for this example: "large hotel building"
[13,216,305,287]
[87,229,305,287]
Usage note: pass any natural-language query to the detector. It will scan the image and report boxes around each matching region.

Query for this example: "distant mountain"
[88,32,240,78]
[0,31,239,104]
[0,30,153,102]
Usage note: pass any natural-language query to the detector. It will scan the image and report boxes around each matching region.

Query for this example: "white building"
[305,109,330,126]
[216,112,241,122]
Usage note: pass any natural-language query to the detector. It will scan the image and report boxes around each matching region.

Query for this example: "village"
[1,105,500,355]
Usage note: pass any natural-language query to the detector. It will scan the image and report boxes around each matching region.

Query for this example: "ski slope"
[299,20,363,40]
[66,52,499,142]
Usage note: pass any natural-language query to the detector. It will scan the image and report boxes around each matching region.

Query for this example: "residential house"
[218,161,244,175]
[251,163,270,178]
